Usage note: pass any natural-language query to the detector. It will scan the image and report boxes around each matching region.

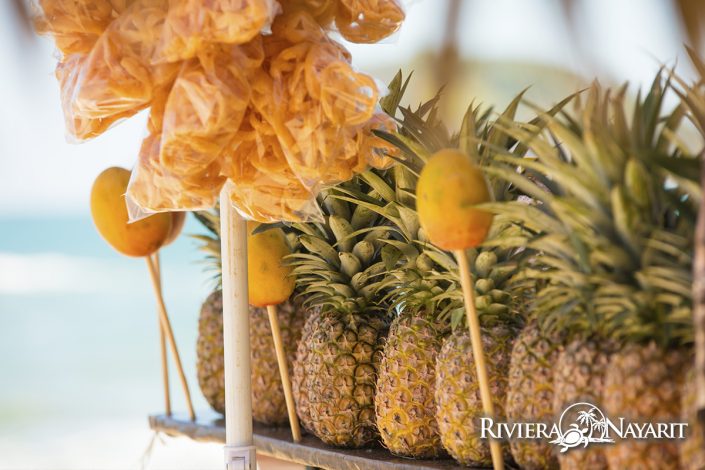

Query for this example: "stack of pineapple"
[483,73,699,469]
[190,69,705,469]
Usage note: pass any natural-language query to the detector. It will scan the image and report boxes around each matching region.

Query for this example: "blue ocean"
[0,216,228,469]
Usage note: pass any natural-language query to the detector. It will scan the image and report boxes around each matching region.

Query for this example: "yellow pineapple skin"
[196,291,225,413]
[435,325,516,466]
[292,306,322,433]
[552,339,611,470]
[680,367,705,470]
[375,313,447,458]
[299,310,388,448]
[250,298,306,424]
[506,322,560,470]
[196,291,305,424]
[603,343,688,470]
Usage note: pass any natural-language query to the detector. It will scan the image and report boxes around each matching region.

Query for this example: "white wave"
[0,252,143,295]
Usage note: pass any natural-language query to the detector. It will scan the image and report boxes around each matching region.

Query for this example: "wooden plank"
[149,413,490,470]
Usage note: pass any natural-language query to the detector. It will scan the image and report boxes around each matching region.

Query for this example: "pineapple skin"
[552,339,610,470]
[250,297,306,424]
[680,367,705,470]
[303,310,388,448]
[195,291,305,424]
[603,343,688,470]
[375,312,447,458]
[435,325,516,466]
[196,291,225,414]
[292,306,322,433]
[506,322,560,470]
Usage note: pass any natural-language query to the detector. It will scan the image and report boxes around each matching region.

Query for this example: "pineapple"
[552,338,612,469]
[486,73,698,469]
[506,322,561,469]
[288,187,390,448]
[196,290,225,413]
[375,311,448,458]
[193,210,306,424]
[604,343,688,468]
[291,306,321,433]
[672,48,705,470]
[680,367,705,469]
[345,76,536,463]
[437,322,518,466]
[336,75,552,465]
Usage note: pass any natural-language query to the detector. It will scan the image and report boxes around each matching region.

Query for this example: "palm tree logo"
[550,402,614,452]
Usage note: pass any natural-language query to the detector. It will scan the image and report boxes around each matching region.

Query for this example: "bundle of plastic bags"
[35,0,404,222]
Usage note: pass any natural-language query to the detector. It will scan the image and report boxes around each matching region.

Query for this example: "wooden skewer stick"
[266,304,302,442]
[455,249,504,470]
[146,255,196,421]
[153,252,171,416]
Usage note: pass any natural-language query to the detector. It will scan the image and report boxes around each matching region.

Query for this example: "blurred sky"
[0,0,695,218]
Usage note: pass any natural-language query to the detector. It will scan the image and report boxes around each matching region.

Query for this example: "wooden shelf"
[149,412,489,470]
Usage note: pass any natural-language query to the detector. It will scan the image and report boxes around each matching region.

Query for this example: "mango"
[247,221,295,307]
[164,211,186,246]
[416,149,494,250]
[90,167,173,257]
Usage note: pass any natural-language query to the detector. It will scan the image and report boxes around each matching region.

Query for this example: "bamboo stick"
[219,189,256,456]
[455,249,504,470]
[159,322,171,416]
[145,256,196,421]
[153,252,171,416]
[266,304,302,442]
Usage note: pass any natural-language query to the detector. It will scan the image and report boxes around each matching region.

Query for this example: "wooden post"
[266,305,302,442]
[455,249,504,470]
[220,188,257,470]
[695,152,705,429]
[146,256,196,421]
[153,253,171,416]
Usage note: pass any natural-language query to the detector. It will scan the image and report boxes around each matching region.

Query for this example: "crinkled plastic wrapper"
[155,0,280,63]
[159,41,262,176]
[33,0,122,56]
[249,11,390,189]
[282,0,405,44]
[70,1,177,121]
[38,0,402,223]
[126,133,226,221]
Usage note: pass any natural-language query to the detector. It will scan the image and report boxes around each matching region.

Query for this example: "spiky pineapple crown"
[484,71,699,347]
[286,182,393,316]
[335,72,570,330]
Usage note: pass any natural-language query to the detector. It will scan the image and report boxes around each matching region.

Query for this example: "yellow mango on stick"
[90,167,174,257]
[247,221,295,307]
[416,149,494,250]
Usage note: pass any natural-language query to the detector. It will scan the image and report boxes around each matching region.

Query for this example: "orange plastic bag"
[34,0,116,56]
[126,133,226,217]
[70,0,177,122]
[154,0,279,63]
[281,0,405,43]
[42,0,401,223]
[251,11,380,188]
[335,0,405,43]
[218,107,320,222]
[159,40,264,176]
